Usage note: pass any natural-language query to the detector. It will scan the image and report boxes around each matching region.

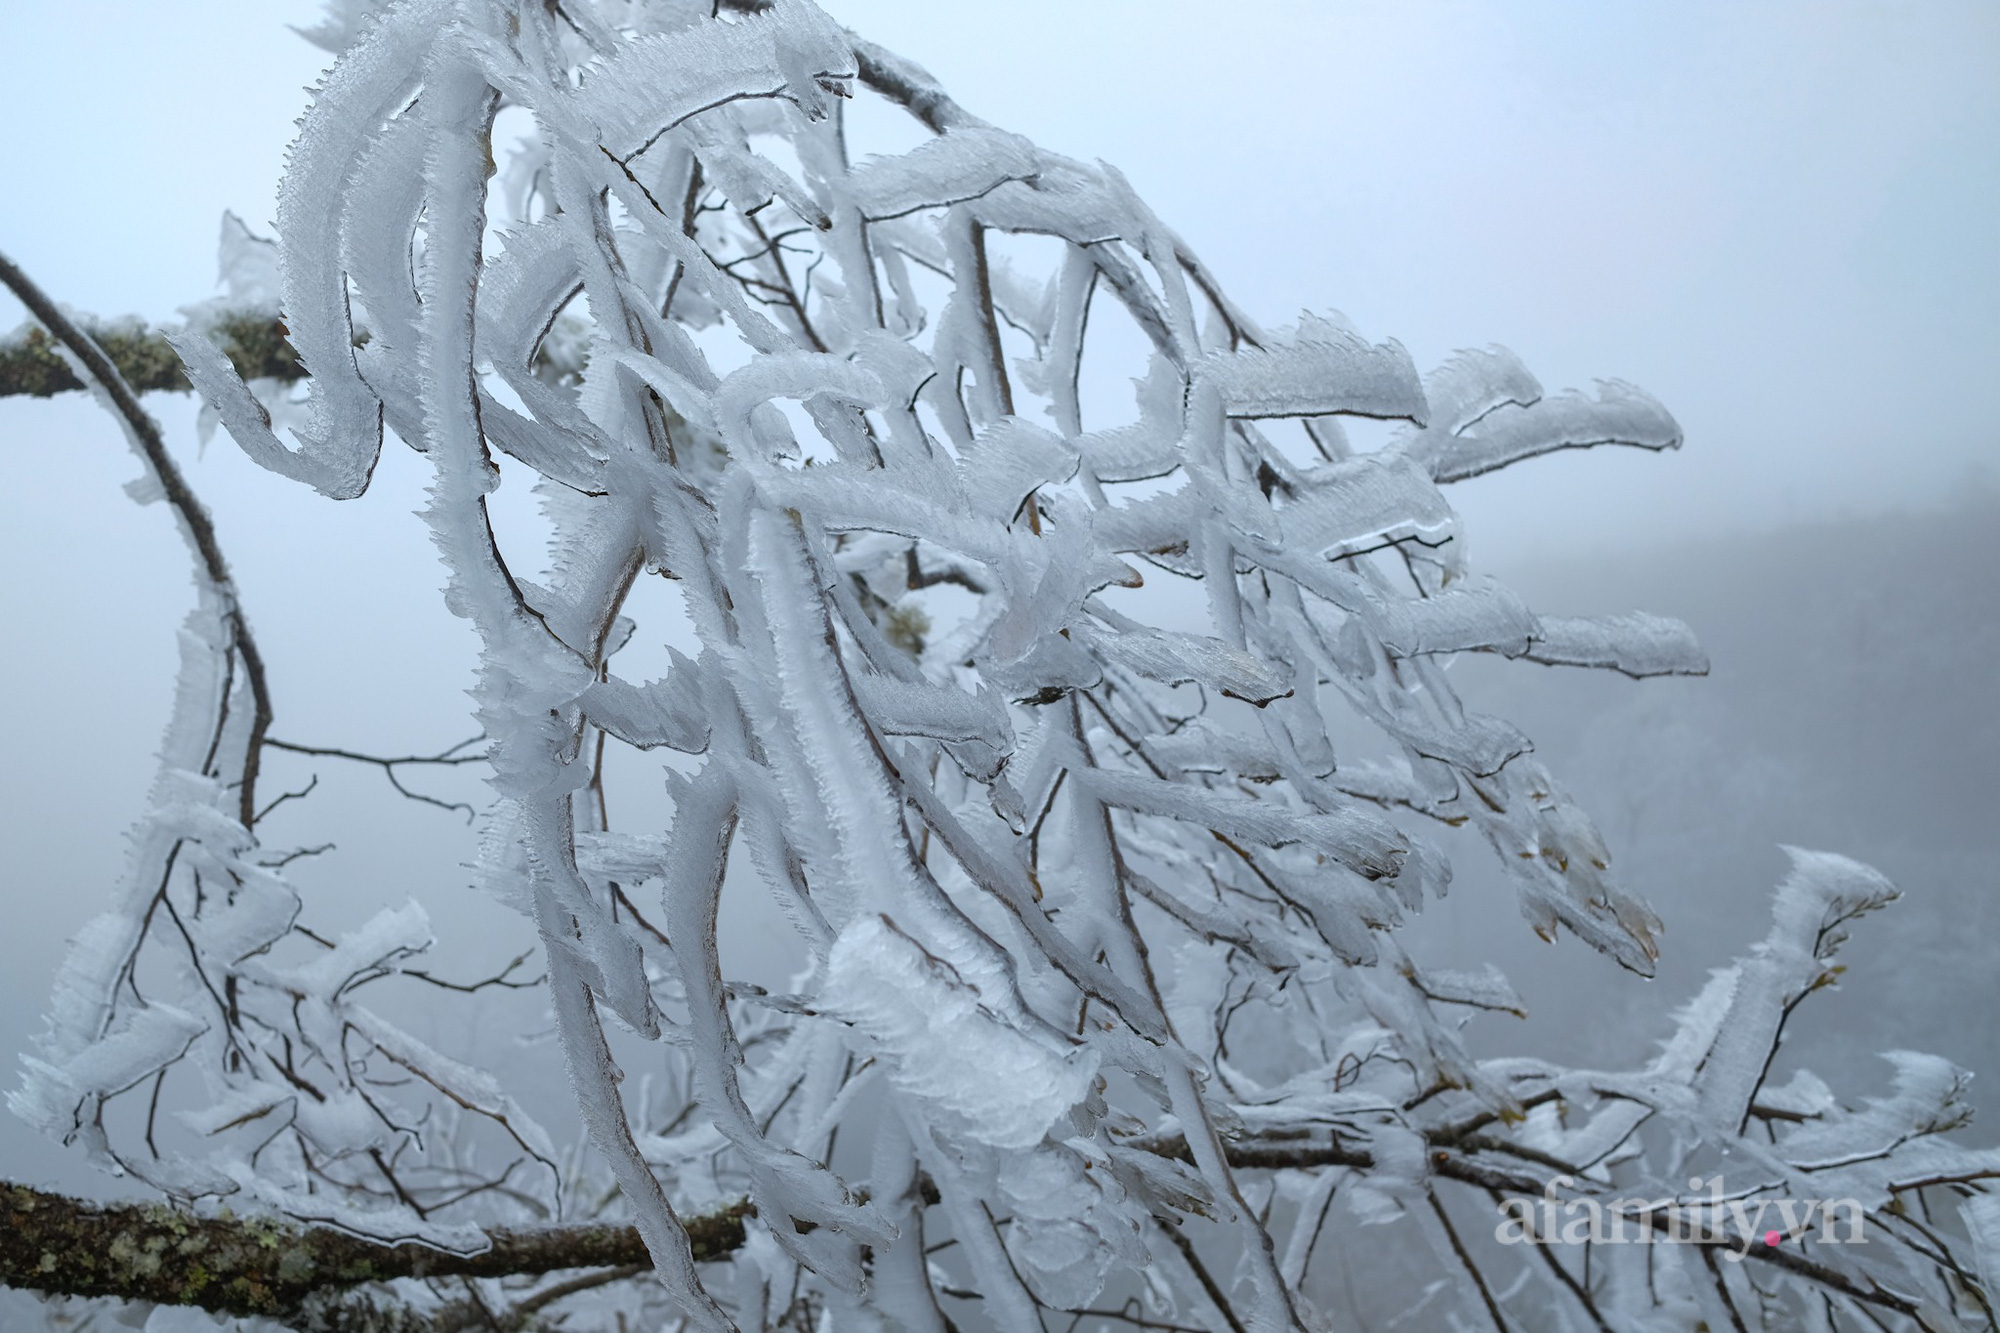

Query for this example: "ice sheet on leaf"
[851,673,1014,751]
[1099,1130,1214,1216]
[976,517,1119,696]
[584,649,710,753]
[998,1144,1144,1309]
[1077,421,1182,486]
[836,344,935,470]
[1963,1193,2000,1311]
[345,1007,560,1177]
[1408,963,1526,1017]
[572,0,856,156]
[1328,757,1453,816]
[759,464,1007,563]
[1694,848,1898,1131]
[341,112,429,384]
[13,1003,205,1135]
[474,220,616,442]
[846,127,1040,220]
[475,401,608,496]
[820,916,1098,1152]
[1149,721,1283,782]
[1650,967,1738,1085]
[1522,1096,1649,1182]
[290,1086,397,1159]
[1070,350,1190,483]
[214,0,457,498]
[1070,620,1291,704]
[1278,453,1458,562]
[178,212,281,332]
[1768,1051,1971,1169]
[1755,1068,1839,1122]
[1524,612,1709,677]
[1469,761,1664,972]
[1403,345,1542,443]
[1423,380,1681,484]
[683,115,834,233]
[181,862,299,965]
[1122,865,1302,972]
[171,324,379,499]
[229,1173,488,1253]
[1341,1120,1429,1225]
[1332,674,1531,777]
[1361,575,1540,659]
[1093,480,1205,560]
[1199,314,1427,423]
[1269,863,1394,965]
[573,831,673,888]
[1082,769,1406,880]
[954,416,1079,524]
[287,900,433,1001]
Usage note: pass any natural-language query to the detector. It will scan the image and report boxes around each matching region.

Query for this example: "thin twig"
[0,250,274,826]
[264,735,486,821]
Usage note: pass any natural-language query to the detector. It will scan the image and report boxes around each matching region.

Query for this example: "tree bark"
[0,313,301,398]
[0,1181,750,1327]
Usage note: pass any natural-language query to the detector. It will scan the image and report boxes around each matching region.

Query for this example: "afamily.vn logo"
[1494,1175,1869,1262]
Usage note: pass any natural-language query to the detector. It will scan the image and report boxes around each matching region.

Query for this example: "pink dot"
[1765,1230,1783,1247]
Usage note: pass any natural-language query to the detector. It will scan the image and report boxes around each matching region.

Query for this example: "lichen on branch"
[0,1182,749,1327]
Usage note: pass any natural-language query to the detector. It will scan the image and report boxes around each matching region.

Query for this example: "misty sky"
[0,0,1994,1207]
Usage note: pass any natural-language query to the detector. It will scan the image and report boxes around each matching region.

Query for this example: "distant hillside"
[1409,488,2000,1098]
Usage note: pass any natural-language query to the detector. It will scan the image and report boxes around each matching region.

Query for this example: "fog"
[0,0,1993,1263]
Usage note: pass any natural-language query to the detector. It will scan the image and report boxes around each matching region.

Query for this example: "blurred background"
[0,0,1993,1255]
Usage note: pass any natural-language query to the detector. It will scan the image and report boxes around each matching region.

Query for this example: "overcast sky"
[0,0,1994,1200]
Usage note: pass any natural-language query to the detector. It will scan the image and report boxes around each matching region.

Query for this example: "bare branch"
[0,250,273,825]
[0,1182,751,1322]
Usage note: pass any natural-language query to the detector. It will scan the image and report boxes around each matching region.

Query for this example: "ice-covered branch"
[15,2,1993,1329]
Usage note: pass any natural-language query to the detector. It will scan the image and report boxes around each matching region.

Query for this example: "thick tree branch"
[0,1182,751,1324]
[0,307,586,402]
[0,311,301,399]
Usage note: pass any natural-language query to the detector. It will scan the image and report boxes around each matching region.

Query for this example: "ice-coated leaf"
[821,916,1099,1152]
[286,900,433,1001]
[584,649,711,752]
[1408,345,1543,440]
[267,0,457,495]
[954,415,1079,524]
[1072,619,1292,704]
[1149,720,1284,782]
[1424,379,1682,483]
[1364,575,1541,659]
[1522,611,1710,677]
[1277,452,1459,562]
[998,1144,1144,1308]
[1775,1050,1972,1168]
[1963,1193,2000,1312]
[1695,848,1898,1131]
[1408,963,1527,1017]
[14,1004,205,1136]
[846,126,1041,220]
[1200,314,1427,423]
[852,673,1014,751]
[573,0,857,158]
[1083,768,1407,879]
